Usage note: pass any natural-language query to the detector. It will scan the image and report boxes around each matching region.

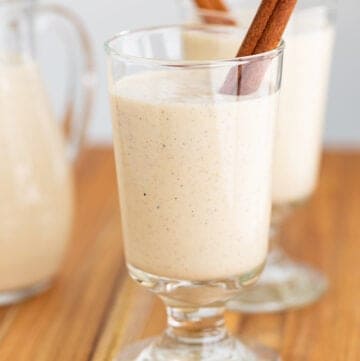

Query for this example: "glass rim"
[104,24,285,68]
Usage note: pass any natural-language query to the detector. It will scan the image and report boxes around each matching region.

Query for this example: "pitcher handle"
[34,4,96,162]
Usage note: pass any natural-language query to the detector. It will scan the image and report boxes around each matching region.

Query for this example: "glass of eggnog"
[105,24,284,361]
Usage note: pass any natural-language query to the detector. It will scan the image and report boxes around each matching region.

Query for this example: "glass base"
[115,336,281,361]
[0,279,52,306]
[227,250,328,313]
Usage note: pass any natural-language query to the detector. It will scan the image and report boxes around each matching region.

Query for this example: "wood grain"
[0,147,358,361]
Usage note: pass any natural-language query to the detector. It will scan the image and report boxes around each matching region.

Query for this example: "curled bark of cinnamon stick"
[220,0,297,95]
[235,0,279,56]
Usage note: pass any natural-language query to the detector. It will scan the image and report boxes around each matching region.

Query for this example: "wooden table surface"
[0,147,358,361]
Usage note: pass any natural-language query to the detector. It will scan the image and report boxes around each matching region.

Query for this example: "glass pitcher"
[0,0,95,305]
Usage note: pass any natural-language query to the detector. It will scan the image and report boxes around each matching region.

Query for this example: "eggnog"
[110,69,277,281]
[0,60,74,292]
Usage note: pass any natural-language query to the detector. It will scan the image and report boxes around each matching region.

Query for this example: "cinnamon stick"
[193,0,236,25]
[193,0,214,9]
[252,0,297,54]
[221,0,297,95]
[235,0,279,56]
[209,0,229,11]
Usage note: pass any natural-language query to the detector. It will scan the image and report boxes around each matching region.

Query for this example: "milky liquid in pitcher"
[0,60,74,291]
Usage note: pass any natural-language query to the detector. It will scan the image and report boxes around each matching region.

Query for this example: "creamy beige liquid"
[272,24,334,204]
[0,60,74,291]
[183,9,335,205]
[182,28,243,60]
[110,70,277,281]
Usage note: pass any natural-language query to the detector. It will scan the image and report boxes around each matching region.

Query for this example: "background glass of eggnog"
[179,0,337,312]
[106,24,284,361]
[0,0,95,305]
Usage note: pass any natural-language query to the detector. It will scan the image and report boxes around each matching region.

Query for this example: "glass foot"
[227,252,328,313]
[116,336,281,361]
[0,279,52,306]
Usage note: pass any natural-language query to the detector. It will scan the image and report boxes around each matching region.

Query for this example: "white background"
[41,0,360,147]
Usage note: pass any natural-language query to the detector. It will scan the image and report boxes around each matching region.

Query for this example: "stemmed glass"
[105,24,284,360]
[179,0,337,312]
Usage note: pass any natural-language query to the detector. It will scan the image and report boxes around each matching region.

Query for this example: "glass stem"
[165,305,228,345]
[268,220,282,259]
[268,204,291,262]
